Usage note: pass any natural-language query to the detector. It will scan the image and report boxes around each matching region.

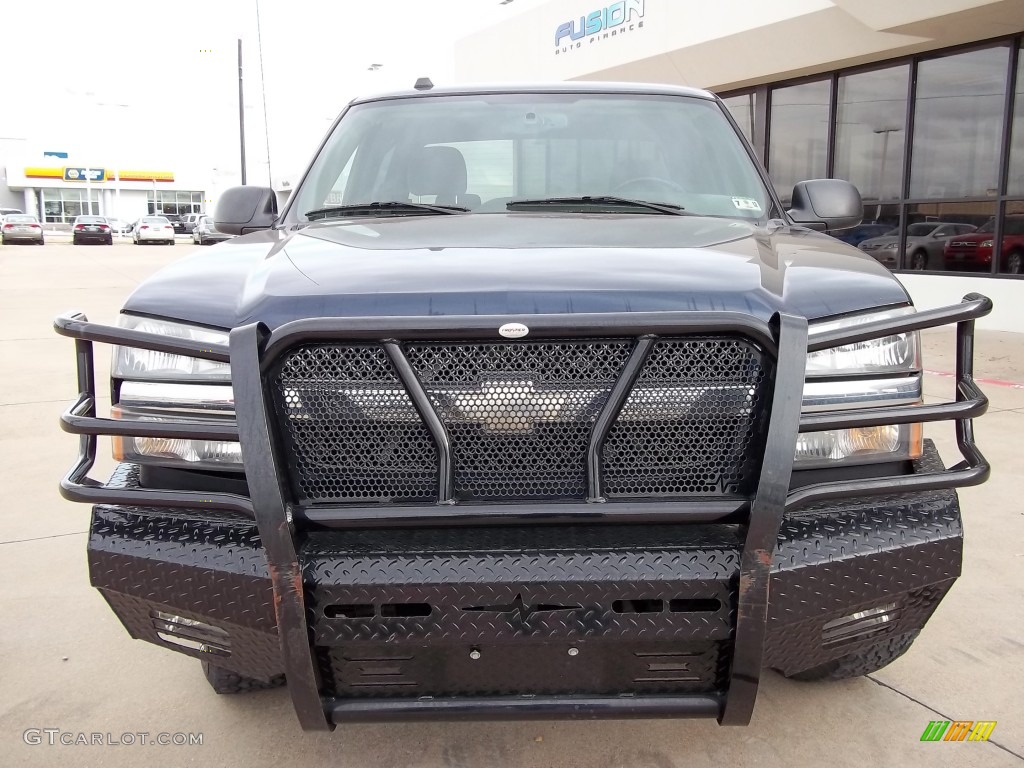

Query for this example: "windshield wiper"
[305,201,469,220]
[506,196,690,216]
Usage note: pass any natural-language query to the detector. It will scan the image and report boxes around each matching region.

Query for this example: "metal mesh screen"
[273,345,438,503]
[271,336,771,505]
[602,338,770,498]
[405,341,633,501]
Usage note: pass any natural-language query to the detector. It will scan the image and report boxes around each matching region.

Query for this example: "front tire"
[779,631,920,682]
[201,660,285,695]
[1007,250,1023,275]
[910,250,928,270]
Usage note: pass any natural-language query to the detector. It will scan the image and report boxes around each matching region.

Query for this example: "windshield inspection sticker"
[732,197,762,212]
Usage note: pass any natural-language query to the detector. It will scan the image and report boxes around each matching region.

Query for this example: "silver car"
[1,214,44,245]
[858,222,977,270]
[191,215,233,245]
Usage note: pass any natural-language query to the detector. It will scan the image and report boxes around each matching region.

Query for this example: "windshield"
[77,216,106,224]
[293,93,772,221]
[143,217,169,224]
[977,218,995,233]
[6,215,36,223]
[907,223,940,236]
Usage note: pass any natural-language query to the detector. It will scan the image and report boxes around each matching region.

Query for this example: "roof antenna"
[414,77,434,91]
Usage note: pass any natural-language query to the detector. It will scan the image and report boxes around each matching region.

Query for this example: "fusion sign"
[554,0,645,53]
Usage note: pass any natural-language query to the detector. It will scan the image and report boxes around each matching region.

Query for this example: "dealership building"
[0,156,216,225]
[457,0,1024,329]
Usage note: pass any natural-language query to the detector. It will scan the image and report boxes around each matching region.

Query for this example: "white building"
[456,0,1024,330]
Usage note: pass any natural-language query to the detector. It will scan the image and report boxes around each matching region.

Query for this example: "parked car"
[154,212,187,235]
[0,207,24,224]
[181,213,206,234]
[1,213,44,245]
[106,218,132,235]
[858,221,976,269]
[943,216,1024,274]
[191,214,232,245]
[54,81,991,730]
[832,222,892,248]
[71,215,113,245]
[132,216,176,245]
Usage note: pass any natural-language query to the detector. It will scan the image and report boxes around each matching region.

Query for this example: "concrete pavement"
[1,242,1021,767]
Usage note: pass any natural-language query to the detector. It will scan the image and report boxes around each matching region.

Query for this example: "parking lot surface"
[1,242,1022,767]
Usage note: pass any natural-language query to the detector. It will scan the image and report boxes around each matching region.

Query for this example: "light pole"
[238,38,247,185]
[873,127,902,220]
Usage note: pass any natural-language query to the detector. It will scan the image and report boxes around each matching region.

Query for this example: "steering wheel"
[612,177,689,197]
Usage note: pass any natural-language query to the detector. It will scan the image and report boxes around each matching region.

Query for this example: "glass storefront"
[41,189,100,223]
[721,37,1024,276]
[834,64,909,202]
[910,46,1008,200]
[768,79,830,206]
[148,190,204,216]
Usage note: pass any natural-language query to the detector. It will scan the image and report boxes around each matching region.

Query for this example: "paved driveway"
[1,242,1021,767]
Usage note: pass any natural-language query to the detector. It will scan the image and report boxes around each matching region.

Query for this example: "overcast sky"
[0,0,553,183]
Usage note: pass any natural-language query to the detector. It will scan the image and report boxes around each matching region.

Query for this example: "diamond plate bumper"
[89,444,960,714]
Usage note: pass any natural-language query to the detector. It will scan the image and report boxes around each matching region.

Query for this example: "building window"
[148,190,204,215]
[721,93,757,146]
[1007,45,1024,197]
[903,202,996,272]
[41,188,100,223]
[910,46,1009,199]
[997,204,1024,274]
[768,79,830,205]
[834,64,909,202]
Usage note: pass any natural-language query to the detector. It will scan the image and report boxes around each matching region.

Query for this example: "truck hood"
[123,213,910,330]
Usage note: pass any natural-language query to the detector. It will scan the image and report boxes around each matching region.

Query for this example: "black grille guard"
[54,294,991,730]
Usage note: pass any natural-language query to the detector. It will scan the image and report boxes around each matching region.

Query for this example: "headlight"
[980,240,993,248]
[805,307,919,375]
[111,319,241,470]
[112,315,231,381]
[884,242,899,250]
[797,307,923,467]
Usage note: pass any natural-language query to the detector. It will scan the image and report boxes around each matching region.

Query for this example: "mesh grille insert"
[602,338,770,498]
[273,344,438,503]
[405,341,632,501]
[271,336,771,505]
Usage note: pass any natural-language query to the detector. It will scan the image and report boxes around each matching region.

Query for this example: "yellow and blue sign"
[23,167,175,183]
[63,167,105,182]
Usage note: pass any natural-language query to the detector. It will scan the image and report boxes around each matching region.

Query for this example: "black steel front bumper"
[55,297,991,729]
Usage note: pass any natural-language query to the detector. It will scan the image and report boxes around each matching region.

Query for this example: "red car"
[943,216,1024,274]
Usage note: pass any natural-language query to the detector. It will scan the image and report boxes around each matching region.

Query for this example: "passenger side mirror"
[215,186,278,235]
[787,179,862,232]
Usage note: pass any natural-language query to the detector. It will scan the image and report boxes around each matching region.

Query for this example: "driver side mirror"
[787,179,862,232]
[215,186,278,235]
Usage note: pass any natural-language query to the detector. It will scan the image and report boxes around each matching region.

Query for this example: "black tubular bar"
[54,312,231,363]
[786,293,991,511]
[586,336,655,502]
[720,313,808,726]
[328,694,723,723]
[61,394,241,440]
[229,323,331,731]
[383,342,454,503]
[297,498,748,529]
[805,293,991,352]
[798,394,986,431]
[261,311,779,364]
[56,317,253,515]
